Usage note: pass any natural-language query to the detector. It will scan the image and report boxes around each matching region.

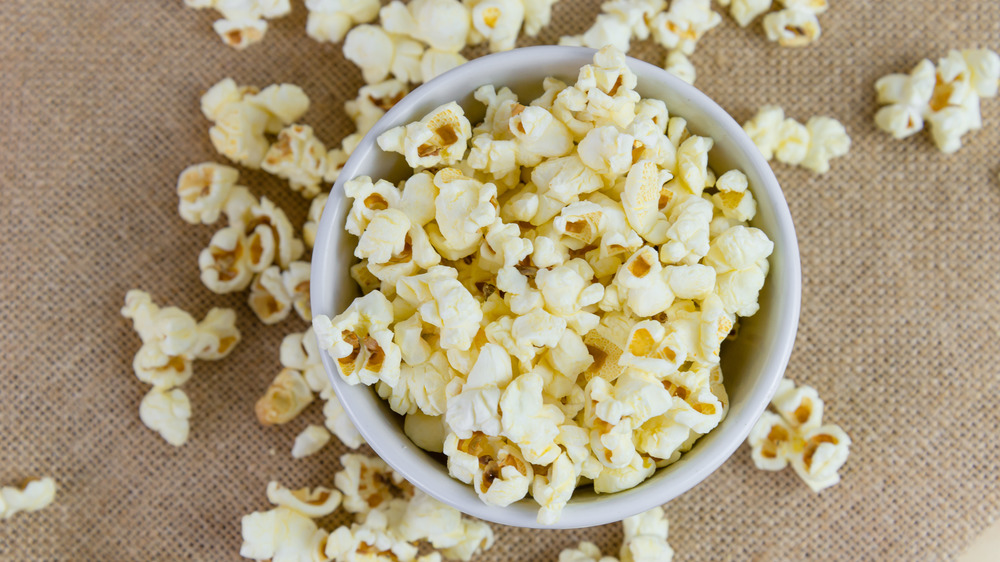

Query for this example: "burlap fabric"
[2,0,999,559]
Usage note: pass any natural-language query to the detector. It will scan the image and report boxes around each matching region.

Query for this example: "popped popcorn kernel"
[255,367,315,425]
[0,478,57,520]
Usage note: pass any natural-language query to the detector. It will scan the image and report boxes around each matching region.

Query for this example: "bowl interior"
[311,46,801,529]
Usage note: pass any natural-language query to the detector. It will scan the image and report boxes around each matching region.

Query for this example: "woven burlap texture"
[2,0,999,560]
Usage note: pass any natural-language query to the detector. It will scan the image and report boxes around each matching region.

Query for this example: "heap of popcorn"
[313,46,775,525]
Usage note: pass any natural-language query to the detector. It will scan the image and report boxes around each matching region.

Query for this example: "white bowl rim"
[311,45,802,529]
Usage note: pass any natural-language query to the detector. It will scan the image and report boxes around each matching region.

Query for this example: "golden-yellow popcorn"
[377,102,473,169]
[0,477,57,520]
[314,290,402,386]
[262,124,329,199]
[335,454,414,515]
[468,0,525,52]
[248,266,293,324]
[139,387,192,446]
[649,0,721,55]
[213,17,268,50]
[762,7,821,47]
[191,308,240,361]
[255,367,315,425]
[443,432,533,506]
[176,162,239,225]
[132,342,194,389]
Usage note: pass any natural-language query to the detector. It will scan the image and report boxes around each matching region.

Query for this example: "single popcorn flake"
[377,102,473,169]
[176,162,239,225]
[558,541,619,562]
[246,197,306,270]
[649,0,721,56]
[500,371,565,464]
[199,226,255,294]
[446,343,512,438]
[381,0,471,53]
[762,7,821,47]
[303,193,327,250]
[323,388,366,448]
[248,266,293,324]
[620,506,674,562]
[619,320,686,375]
[255,368,315,425]
[421,49,469,82]
[664,50,696,85]
[509,104,575,166]
[266,481,342,518]
[748,378,851,492]
[280,328,327,393]
[245,83,310,132]
[404,411,448,453]
[612,246,674,317]
[344,24,426,85]
[262,124,329,199]
[139,387,192,446]
[240,506,319,562]
[801,116,850,174]
[356,208,412,265]
[209,98,271,169]
[335,453,413,515]
[191,308,240,362]
[0,478,57,520]
[443,432,533,506]
[291,425,332,458]
[559,14,633,54]
[313,290,402,386]
[305,0,380,43]
[213,17,268,50]
[468,0,525,53]
[742,105,785,161]
[396,266,484,351]
[728,0,772,27]
[131,342,194,389]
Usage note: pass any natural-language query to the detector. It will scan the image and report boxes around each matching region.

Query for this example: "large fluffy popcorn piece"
[445,343,513,438]
[377,102,473,169]
[874,49,1000,154]
[0,477,57,520]
[343,24,426,85]
[201,78,309,169]
[381,0,470,53]
[648,0,721,55]
[184,0,292,50]
[176,162,239,225]
[703,225,774,316]
[255,368,315,425]
[334,454,415,514]
[239,506,322,562]
[262,124,329,199]
[305,0,380,43]
[620,506,674,562]
[121,291,240,446]
[443,432,534,506]
[396,266,484,351]
[742,105,850,173]
[558,541,619,562]
[748,378,852,492]
[313,290,402,387]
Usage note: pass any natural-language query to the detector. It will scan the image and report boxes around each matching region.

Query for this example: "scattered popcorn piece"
[323,387,366,448]
[213,17,268,50]
[620,506,674,562]
[558,541,619,562]
[292,425,332,458]
[664,50,696,85]
[468,0,525,52]
[344,24,426,84]
[261,124,329,199]
[748,378,851,492]
[743,106,850,173]
[762,7,821,47]
[267,481,343,518]
[728,0,772,27]
[649,0,721,56]
[248,266,294,324]
[255,368,315,425]
[303,193,327,249]
[305,0,380,43]
[874,49,999,153]
[139,387,192,446]
[240,506,320,561]
[176,162,239,225]
[0,478,57,520]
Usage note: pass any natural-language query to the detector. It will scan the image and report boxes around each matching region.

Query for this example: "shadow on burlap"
[2,1,999,560]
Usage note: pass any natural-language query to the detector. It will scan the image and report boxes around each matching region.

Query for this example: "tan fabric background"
[2,0,999,560]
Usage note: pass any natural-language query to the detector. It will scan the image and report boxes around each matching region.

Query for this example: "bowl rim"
[311,45,801,529]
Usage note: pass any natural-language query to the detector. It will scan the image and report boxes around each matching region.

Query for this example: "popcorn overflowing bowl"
[311,46,801,529]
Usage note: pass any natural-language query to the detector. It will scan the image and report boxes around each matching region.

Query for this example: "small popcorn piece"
[245,83,311,133]
[559,13,634,53]
[800,116,850,174]
[420,49,469,82]
[282,260,312,322]
[213,17,268,50]
[762,7,821,47]
[446,343,512,438]
[499,371,564,464]
[209,98,271,169]
[522,0,559,35]
[748,378,851,492]
[592,451,656,493]
[199,226,255,294]
[344,24,422,84]
[291,425,332,458]
[255,368,315,425]
[773,117,809,166]
[313,290,402,386]
[248,266,294,325]
[468,0,525,52]
[322,388,366,449]
[240,506,319,562]
[262,124,329,199]
[139,387,192,446]
[303,193,327,249]
[742,105,785,161]
[377,102,473,169]
[620,506,674,562]
[192,308,240,361]
[728,0,772,27]
[612,246,674,317]
[443,432,533,506]
[381,0,471,53]
[356,208,412,266]
[404,411,448,453]
[176,162,239,225]
[664,50,696,85]
[305,0,380,43]
[531,451,578,525]
[246,197,306,270]
[0,478,57,520]
[649,0,721,56]
[131,342,194,389]
[619,320,686,375]
[558,541,618,562]
[266,481,342,518]
[335,454,413,515]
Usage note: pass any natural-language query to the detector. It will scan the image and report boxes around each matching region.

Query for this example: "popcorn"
[139,387,192,446]
[559,541,618,562]
[267,481,343,518]
[248,266,293,324]
[381,0,471,53]
[728,0,772,27]
[245,83,311,133]
[467,0,524,53]
[663,50,695,85]
[305,0,380,43]
[282,260,312,322]
[420,49,468,82]
[0,477,57,520]
[240,506,320,561]
[176,162,239,225]
[246,196,306,269]
[743,106,849,173]
[522,0,559,35]
[323,47,773,525]
[213,17,268,50]
[323,388,366,448]
[262,124,329,199]
[377,103,473,169]
[313,290,402,386]
[559,14,633,53]
[649,0,721,55]
[620,506,674,562]
[291,425,332,458]
[748,378,851,492]
[255,368,315,425]
[343,24,425,84]
[132,342,194,389]
[335,454,414,514]
[762,8,821,47]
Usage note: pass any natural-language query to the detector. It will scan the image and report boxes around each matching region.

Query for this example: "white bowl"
[311,46,801,530]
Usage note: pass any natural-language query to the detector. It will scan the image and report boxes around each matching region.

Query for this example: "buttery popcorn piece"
[0,478,57,520]
[620,506,674,562]
[139,387,192,446]
[762,7,821,47]
[748,378,851,492]
[262,124,329,199]
[213,17,268,50]
[292,425,332,458]
[255,368,315,425]
[176,162,239,225]
[305,0,380,43]
[377,102,473,169]
[303,193,327,249]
